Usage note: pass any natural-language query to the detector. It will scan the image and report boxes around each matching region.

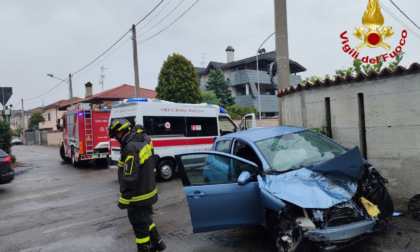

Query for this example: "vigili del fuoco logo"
[340,0,407,64]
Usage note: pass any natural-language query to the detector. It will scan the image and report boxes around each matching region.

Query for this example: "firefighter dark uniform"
[108,119,166,252]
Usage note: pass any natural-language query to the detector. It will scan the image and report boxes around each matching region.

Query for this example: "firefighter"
[108,118,166,252]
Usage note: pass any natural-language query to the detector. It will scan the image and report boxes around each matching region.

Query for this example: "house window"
[48,113,51,121]
[235,85,246,96]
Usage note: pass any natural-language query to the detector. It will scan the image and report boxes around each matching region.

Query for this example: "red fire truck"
[57,103,110,167]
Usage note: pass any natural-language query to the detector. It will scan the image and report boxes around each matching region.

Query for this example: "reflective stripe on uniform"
[139,142,153,165]
[119,187,157,203]
[131,187,157,202]
[119,197,130,205]
[118,160,124,168]
[149,223,155,230]
[136,236,150,244]
[124,155,134,175]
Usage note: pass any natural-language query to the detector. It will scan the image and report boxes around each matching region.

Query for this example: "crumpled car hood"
[258,147,365,209]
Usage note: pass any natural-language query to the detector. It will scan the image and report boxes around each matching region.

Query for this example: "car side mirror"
[238,171,251,185]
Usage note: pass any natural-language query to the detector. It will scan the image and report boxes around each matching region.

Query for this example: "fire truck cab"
[109,98,255,181]
[57,103,110,167]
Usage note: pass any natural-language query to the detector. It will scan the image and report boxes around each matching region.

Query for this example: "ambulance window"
[186,117,218,137]
[143,116,186,136]
[219,116,238,136]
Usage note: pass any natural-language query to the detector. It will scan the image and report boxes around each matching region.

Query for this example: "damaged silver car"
[175,126,394,251]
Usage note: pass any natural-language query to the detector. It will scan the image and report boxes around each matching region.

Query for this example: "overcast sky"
[1,0,419,110]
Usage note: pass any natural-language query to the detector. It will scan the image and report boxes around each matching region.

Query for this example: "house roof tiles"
[57,84,156,110]
[277,63,420,97]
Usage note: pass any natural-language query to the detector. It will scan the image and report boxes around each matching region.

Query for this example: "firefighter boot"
[150,227,166,251]
[137,241,150,252]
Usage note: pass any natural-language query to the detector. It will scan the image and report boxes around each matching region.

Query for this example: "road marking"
[0,189,69,204]
[43,215,116,234]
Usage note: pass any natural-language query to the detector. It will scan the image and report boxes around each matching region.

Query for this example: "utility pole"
[69,73,74,106]
[21,98,25,144]
[132,24,140,98]
[274,0,291,126]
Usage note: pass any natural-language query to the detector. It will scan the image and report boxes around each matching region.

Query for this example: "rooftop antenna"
[201,53,206,68]
[99,65,108,92]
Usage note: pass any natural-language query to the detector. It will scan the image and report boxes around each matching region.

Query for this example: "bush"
[309,125,329,136]
[12,125,23,136]
[10,154,16,164]
[226,105,257,120]
[0,120,12,154]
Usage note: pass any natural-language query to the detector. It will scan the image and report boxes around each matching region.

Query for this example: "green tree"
[0,120,12,154]
[28,111,45,130]
[201,90,220,105]
[205,69,235,107]
[226,105,257,120]
[12,125,23,136]
[156,53,202,103]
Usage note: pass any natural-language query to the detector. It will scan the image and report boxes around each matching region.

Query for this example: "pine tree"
[205,69,235,107]
[156,53,202,103]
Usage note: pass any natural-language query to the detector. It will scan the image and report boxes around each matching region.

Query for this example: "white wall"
[280,72,420,200]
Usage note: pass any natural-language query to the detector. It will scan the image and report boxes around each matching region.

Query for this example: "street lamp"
[47,73,74,106]
[256,32,275,127]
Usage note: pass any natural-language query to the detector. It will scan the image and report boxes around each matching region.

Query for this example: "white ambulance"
[109,98,255,181]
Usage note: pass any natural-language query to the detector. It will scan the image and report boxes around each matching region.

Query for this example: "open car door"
[238,113,256,131]
[175,151,262,233]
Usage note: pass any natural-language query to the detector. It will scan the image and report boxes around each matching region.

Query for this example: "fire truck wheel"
[60,145,70,162]
[71,149,80,167]
[156,160,175,182]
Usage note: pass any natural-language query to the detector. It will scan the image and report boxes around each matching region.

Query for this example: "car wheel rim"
[161,165,172,179]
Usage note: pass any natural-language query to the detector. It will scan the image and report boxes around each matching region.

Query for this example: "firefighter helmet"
[108,118,132,138]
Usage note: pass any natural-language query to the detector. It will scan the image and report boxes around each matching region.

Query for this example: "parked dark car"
[0,149,15,183]
[175,126,394,252]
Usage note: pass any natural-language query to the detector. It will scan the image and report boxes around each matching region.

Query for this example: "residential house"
[10,107,42,130]
[196,46,306,117]
[39,98,83,131]
[58,83,157,111]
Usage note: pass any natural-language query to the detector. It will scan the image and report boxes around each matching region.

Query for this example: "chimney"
[226,46,235,63]
[85,82,93,98]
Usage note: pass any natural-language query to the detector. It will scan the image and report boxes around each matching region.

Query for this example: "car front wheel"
[156,160,175,182]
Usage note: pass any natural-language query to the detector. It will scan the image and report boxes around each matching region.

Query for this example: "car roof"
[222,126,307,142]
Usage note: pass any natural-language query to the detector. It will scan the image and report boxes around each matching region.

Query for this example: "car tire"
[71,148,79,167]
[60,144,70,162]
[156,160,175,182]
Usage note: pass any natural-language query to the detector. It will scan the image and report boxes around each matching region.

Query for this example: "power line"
[138,0,199,44]
[71,0,165,76]
[379,2,420,40]
[388,0,420,31]
[73,37,132,80]
[137,0,185,38]
[26,80,68,101]
[135,0,165,26]
[137,0,173,33]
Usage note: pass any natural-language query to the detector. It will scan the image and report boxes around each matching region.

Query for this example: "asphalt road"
[1,145,419,252]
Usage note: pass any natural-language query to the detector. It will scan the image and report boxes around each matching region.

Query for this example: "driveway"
[1,145,419,252]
